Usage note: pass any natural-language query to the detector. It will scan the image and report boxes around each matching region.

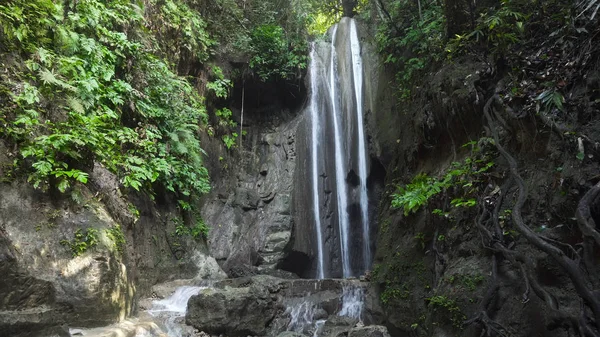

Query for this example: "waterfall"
[307,18,371,278]
[349,20,371,269]
[329,24,352,278]
[309,44,326,279]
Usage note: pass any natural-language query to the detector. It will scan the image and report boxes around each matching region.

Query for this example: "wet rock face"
[201,115,302,277]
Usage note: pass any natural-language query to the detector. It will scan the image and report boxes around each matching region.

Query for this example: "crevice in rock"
[277,250,311,278]
[367,157,386,190]
[346,170,360,187]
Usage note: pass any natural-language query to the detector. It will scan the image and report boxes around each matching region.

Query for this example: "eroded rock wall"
[0,142,225,336]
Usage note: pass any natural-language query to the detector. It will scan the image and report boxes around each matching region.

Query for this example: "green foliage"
[173,217,209,239]
[391,140,495,216]
[145,0,215,63]
[249,24,308,81]
[427,295,466,328]
[0,0,211,198]
[376,1,445,99]
[414,232,426,250]
[448,0,526,57]
[391,173,442,216]
[461,274,485,291]
[60,227,99,257]
[536,89,565,112]
[106,224,126,253]
[221,133,237,150]
[207,66,232,99]
[190,219,210,238]
[380,284,410,304]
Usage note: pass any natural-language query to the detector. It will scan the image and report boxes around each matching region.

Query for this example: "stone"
[317,316,358,337]
[232,187,259,211]
[348,325,391,337]
[185,285,277,336]
[192,252,227,280]
[0,181,135,334]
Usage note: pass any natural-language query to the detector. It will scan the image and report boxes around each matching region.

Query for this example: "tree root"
[482,93,600,336]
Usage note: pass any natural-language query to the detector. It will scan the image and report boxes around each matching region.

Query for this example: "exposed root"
[482,93,600,336]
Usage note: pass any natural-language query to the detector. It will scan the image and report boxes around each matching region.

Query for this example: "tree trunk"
[342,0,357,17]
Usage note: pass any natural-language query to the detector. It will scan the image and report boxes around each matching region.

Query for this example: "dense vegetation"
[0,0,343,201]
[374,0,600,335]
[3,0,600,335]
[0,0,213,200]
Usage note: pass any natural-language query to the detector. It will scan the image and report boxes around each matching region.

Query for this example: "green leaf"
[57,179,70,193]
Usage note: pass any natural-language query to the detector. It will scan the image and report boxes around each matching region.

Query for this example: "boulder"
[317,316,358,337]
[185,285,277,336]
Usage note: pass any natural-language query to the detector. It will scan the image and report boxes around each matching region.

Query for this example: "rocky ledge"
[185,275,387,337]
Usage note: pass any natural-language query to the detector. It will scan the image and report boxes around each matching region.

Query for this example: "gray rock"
[232,187,260,210]
[192,252,227,280]
[185,285,277,336]
[0,180,135,333]
[348,325,391,337]
[202,123,299,275]
[317,316,358,337]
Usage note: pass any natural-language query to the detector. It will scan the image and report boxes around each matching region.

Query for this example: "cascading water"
[307,18,370,277]
[309,44,326,280]
[146,286,206,336]
[329,24,352,278]
[349,19,371,269]
[286,298,319,333]
[339,285,365,322]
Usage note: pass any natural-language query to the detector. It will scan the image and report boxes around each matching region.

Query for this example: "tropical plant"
[0,0,211,199]
[249,24,308,81]
[391,139,495,215]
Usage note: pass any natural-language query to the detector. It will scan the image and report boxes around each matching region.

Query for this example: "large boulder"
[185,284,277,336]
[0,178,135,335]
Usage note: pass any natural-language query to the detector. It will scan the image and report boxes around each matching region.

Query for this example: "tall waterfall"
[329,25,351,278]
[309,45,326,279]
[349,20,371,269]
[308,18,371,278]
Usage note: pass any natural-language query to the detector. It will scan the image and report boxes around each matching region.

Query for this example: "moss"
[106,224,126,254]
[427,295,466,329]
[445,272,485,291]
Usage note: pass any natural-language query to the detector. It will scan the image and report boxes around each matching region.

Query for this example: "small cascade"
[286,298,319,333]
[313,319,326,337]
[309,44,326,279]
[147,286,206,336]
[339,285,365,322]
[349,19,371,269]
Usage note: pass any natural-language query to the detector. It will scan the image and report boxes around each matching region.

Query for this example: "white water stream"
[309,18,371,278]
[349,19,371,269]
[146,286,205,336]
[328,24,352,278]
[309,44,326,280]
[339,285,365,321]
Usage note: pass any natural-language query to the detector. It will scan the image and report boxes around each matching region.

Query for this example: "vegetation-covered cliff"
[1,0,600,336]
